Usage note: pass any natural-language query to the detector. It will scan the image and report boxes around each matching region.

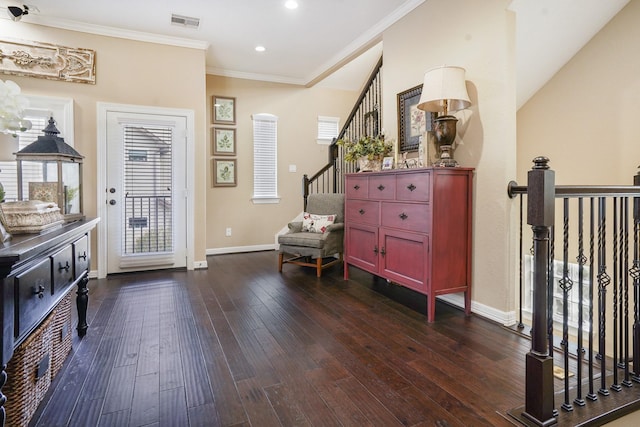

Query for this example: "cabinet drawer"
[346,175,369,199]
[368,175,395,200]
[381,202,431,233]
[51,245,74,295]
[15,258,53,338]
[73,235,89,280]
[346,200,379,226]
[396,172,430,202]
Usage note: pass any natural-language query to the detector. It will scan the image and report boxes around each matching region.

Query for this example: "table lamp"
[417,66,471,167]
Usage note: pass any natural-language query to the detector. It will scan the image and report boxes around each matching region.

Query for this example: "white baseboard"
[207,244,277,256]
[193,260,208,269]
[437,294,517,326]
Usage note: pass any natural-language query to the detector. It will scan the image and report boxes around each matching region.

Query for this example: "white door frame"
[97,102,195,278]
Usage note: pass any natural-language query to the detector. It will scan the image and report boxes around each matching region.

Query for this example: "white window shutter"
[252,113,279,203]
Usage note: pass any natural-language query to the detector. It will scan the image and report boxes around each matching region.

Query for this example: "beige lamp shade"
[0,133,19,161]
[417,65,471,113]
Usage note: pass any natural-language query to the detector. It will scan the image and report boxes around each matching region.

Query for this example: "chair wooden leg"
[278,252,284,272]
[316,257,322,277]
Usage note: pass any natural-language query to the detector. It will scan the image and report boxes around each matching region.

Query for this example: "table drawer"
[15,258,53,339]
[73,235,89,280]
[51,245,74,295]
[381,202,431,233]
[346,175,369,199]
[346,199,379,226]
[368,175,396,200]
[396,172,430,202]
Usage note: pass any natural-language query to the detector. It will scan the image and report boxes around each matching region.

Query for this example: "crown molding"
[23,15,209,50]
[305,0,425,86]
[206,67,306,87]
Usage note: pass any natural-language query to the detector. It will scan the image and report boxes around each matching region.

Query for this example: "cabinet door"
[379,228,429,293]
[345,223,378,272]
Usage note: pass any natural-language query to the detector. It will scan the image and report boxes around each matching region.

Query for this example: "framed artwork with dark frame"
[397,85,433,152]
[212,127,236,156]
[212,95,236,125]
[213,159,237,187]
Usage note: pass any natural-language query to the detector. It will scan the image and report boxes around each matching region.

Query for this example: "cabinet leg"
[0,364,6,427]
[76,275,89,337]
[464,289,472,316]
[427,295,435,323]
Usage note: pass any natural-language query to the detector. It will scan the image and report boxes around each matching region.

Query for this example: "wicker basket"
[50,292,73,379]
[4,313,54,427]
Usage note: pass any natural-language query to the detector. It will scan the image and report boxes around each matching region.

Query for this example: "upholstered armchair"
[278,193,344,277]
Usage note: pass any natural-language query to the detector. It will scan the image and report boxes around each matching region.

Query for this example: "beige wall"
[205,75,357,251]
[517,0,640,185]
[0,21,208,269]
[382,0,518,322]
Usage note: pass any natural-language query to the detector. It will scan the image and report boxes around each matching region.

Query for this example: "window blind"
[317,116,339,143]
[252,113,278,202]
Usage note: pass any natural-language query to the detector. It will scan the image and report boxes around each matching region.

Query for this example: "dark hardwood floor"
[29,251,530,427]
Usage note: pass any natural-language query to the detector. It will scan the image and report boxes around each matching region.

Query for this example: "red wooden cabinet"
[344,168,473,322]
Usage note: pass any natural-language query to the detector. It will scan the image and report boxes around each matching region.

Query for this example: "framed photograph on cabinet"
[212,127,236,156]
[397,84,433,152]
[382,156,394,170]
[212,95,236,125]
[213,159,237,187]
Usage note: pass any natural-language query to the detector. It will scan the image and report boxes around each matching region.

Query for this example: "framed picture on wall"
[212,95,236,125]
[212,127,236,156]
[397,84,433,152]
[213,159,237,187]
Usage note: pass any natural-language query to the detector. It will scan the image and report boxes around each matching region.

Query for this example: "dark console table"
[0,218,99,425]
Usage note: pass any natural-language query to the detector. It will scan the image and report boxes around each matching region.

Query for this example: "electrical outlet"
[225,227,232,237]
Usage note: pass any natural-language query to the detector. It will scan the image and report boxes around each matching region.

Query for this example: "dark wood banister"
[303,56,383,209]
[335,56,383,142]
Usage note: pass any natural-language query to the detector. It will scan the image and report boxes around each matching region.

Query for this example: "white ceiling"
[0,0,631,107]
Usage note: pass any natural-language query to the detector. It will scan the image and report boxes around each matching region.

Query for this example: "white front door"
[103,109,187,274]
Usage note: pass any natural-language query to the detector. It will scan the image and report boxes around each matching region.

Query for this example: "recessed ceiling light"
[255,46,266,52]
[285,1,298,10]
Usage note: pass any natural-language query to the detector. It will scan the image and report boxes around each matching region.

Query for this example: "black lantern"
[16,117,84,221]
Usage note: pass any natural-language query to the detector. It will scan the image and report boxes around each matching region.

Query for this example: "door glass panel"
[122,125,173,255]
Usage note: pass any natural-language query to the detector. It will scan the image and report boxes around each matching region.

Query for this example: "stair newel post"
[329,139,339,193]
[303,174,310,211]
[632,166,640,382]
[522,156,558,427]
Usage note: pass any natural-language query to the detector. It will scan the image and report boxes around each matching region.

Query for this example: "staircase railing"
[507,156,640,426]
[303,56,383,209]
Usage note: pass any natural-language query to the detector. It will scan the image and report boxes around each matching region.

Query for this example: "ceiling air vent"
[171,14,200,29]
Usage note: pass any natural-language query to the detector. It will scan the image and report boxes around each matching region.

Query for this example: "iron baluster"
[560,198,574,412]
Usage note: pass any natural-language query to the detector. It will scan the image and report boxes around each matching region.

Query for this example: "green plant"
[65,186,79,203]
[337,135,394,162]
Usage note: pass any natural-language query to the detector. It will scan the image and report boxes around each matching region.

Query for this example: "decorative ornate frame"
[397,84,433,152]
[0,38,96,84]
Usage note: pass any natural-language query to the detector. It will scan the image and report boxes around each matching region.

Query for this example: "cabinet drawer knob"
[353,184,360,190]
[359,208,365,215]
[373,246,378,254]
[380,247,386,256]
[59,261,70,272]
[34,285,45,299]
[78,251,87,261]
[399,212,408,220]
[407,184,416,192]
[377,184,385,191]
